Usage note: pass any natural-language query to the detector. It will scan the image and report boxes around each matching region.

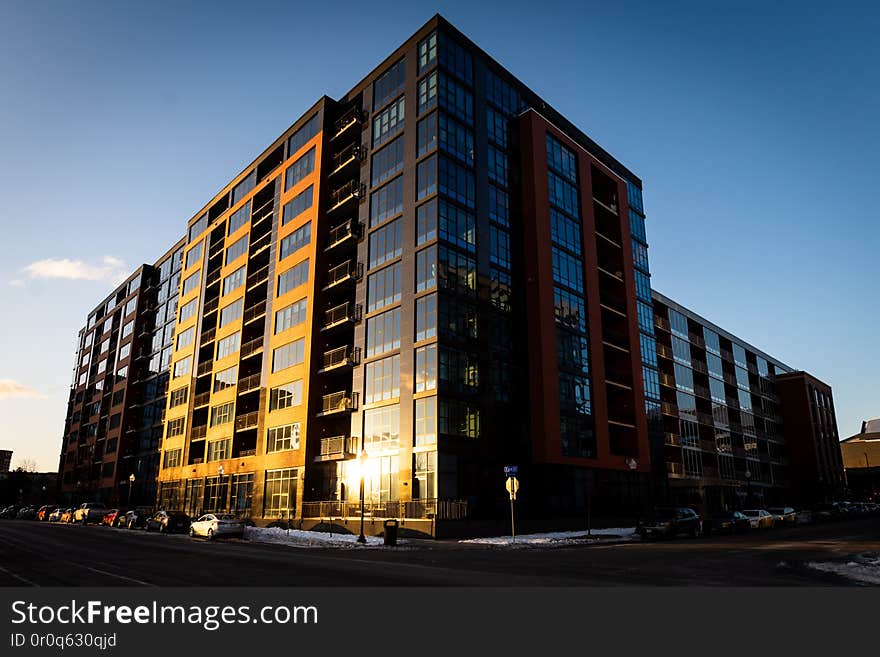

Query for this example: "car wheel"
[189,527,196,538]
[159,523,166,533]
[207,529,214,541]
[81,517,87,526]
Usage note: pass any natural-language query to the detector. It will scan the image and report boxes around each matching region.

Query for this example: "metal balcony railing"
[322,302,361,330]
[317,435,359,460]
[240,336,263,359]
[659,373,675,388]
[237,373,261,394]
[328,180,364,212]
[666,462,685,478]
[190,425,207,440]
[664,432,680,447]
[661,402,678,416]
[331,143,364,175]
[200,327,216,346]
[203,298,218,315]
[243,300,267,325]
[246,265,268,291]
[324,260,363,290]
[301,499,468,521]
[319,346,361,373]
[196,359,213,377]
[318,391,358,416]
[654,317,670,332]
[326,220,362,251]
[333,106,364,140]
[193,391,210,408]
[235,411,259,431]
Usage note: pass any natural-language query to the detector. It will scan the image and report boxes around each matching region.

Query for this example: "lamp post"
[744,469,752,507]
[357,448,368,544]
[128,474,135,508]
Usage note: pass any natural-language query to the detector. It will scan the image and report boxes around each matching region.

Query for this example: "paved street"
[0,518,877,586]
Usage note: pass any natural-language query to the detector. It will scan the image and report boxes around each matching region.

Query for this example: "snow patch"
[244,526,385,548]
[460,527,637,547]
[807,553,880,585]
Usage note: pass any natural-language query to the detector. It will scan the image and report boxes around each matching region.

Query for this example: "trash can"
[383,519,399,546]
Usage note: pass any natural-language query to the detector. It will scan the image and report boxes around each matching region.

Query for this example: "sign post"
[504,466,519,544]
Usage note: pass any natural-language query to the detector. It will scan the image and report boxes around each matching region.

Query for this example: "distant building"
[840,419,880,501]
[0,450,11,473]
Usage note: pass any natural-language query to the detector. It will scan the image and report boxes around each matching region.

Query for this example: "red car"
[102,508,125,527]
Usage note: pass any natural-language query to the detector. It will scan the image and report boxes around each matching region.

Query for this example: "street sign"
[503,465,518,477]
[505,476,519,499]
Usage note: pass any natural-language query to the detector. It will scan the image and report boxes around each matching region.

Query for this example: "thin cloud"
[21,255,129,284]
[0,379,47,400]
[8,279,24,287]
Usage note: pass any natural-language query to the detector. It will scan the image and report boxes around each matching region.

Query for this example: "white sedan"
[742,509,775,529]
[189,513,245,540]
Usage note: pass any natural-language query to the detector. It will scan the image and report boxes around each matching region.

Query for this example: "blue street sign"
[504,465,518,477]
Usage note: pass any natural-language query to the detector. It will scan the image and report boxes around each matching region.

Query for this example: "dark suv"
[638,507,702,539]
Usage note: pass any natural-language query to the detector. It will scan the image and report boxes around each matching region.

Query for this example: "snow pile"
[460,527,637,547]
[807,553,880,585]
[244,526,385,548]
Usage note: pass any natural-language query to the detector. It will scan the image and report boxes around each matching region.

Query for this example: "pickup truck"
[73,502,108,525]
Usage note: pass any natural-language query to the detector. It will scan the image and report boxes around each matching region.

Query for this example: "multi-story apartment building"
[58,15,843,534]
[59,239,184,506]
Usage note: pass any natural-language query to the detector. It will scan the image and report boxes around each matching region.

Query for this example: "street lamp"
[128,474,135,508]
[357,448,368,544]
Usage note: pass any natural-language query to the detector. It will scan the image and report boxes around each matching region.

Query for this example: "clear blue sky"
[1,0,877,471]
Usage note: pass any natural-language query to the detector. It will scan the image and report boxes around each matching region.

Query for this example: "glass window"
[363,405,400,451]
[225,235,248,265]
[632,241,650,273]
[414,397,437,446]
[185,241,203,270]
[272,339,305,373]
[486,69,522,114]
[371,137,404,186]
[274,298,307,333]
[285,147,315,191]
[228,201,251,235]
[169,386,188,408]
[364,354,400,403]
[222,266,246,296]
[172,356,191,379]
[179,298,197,323]
[415,247,437,292]
[669,309,689,338]
[438,113,474,164]
[438,246,476,293]
[417,156,437,200]
[118,342,131,360]
[373,97,405,147]
[366,308,401,358]
[282,186,313,226]
[182,271,200,296]
[213,365,238,393]
[216,332,240,360]
[232,171,255,205]
[630,210,647,244]
[438,201,475,252]
[279,222,311,260]
[439,35,473,84]
[370,177,403,227]
[269,381,303,411]
[487,107,508,149]
[263,469,298,517]
[417,71,437,115]
[546,134,577,182]
[219,298,243,328]
[188,214,207,243]
[277,259,309,296]
[488,145,508,187]
[373,58,405,110]
[438,157,475,208]
[416,199,437,245]
[551,247,583,292]
[489,226,510,269]
[438,399,480,438]
[415,344,437,393]
[415,294,437,342]
[367,262,401,312]
[418,32,437,72]
[368,218,402,269]
[288,113,319,157]
[166,418,186,438]
[267,423,300,453]
[176,327,194,350]
[548,171,579,216]
[438,74,473,124]
[488,185,509,227]
[550,209,581,254]
[417,113,437,157]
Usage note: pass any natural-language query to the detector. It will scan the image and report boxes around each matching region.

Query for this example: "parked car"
[102,508,124,527]
[709,511,751,534]
[59,508,75,523]
[16,506,38,520]
[73,502,108,525]
[189,513,245,540]
[742,509,775,529]
[637,507,702,539]
[767,507,798,526]
[36,505,57,521]
[145,510,191,534]
[47,507,64,522]
[119,507,153,529]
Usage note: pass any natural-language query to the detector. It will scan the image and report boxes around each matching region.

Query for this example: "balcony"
[196,359,213,377]
[328,180,365,212]
[237,373,261,394]
[659,372,675,388]
[664,432,680,447]
[666,462,685,478]
[332,106,364,140]
[323,260,363,290]
[200,327,216,347]
[243,300,267,325]
[318,346,361,373]
[193,391,210,408]
[654,317,670,332]
[315,435,359,462]
[191,425,207,440]
[326,220,362,251]
[317,391,359,417]
[656,343,673,360]
[241,336,264,359]
[203,298,218,316]
[661,402,678,417]
[331,143,364,176]
[322,302,362,331]
[246,265,269,291]
[235,411,259,431]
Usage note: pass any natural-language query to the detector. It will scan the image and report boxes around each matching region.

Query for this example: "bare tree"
[15,458,38,473]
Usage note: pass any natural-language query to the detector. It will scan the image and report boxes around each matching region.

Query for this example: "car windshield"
[768,508,783,514]
[217,514,237,520]
[742,510,759,517]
